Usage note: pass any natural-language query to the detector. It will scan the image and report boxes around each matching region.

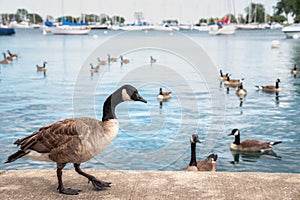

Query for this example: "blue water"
[0,28,299,173]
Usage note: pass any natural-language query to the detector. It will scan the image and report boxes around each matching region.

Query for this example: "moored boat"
[282,24,300,39]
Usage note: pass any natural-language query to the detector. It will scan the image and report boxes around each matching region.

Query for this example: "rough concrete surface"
[0,170,299,200]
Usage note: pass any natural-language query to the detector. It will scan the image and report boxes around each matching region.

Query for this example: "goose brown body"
[157,88,172,101]
[224,76,243,87]
[186,134,218,172]
[291,64,298,76]
[256,79,281,92]
[36,61,47,71]
[229,129,282,152]
[236,82,247,98]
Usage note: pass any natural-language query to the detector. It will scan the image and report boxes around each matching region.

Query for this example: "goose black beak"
[133,93,147,103]
[228,133,233,136]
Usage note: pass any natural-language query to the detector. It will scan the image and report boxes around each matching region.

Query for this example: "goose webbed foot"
[88,178,111,190]
[74,163,111,191]
[57,186,81,195]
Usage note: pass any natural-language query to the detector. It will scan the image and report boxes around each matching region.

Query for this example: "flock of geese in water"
[2,50,298,195]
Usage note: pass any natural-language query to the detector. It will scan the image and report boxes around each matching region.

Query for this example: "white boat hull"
[282,24,300,39]
[209,24,236,35]
[50,26,90,35]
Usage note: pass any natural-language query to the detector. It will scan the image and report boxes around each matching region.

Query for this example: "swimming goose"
[5,84,147,195]
[219,70,229,81]
[255,79,281,92]
[157,88,172,101]
[150,56,156,63]
[107,54,118,63]
[224,76,243,87]
[36,61,47,71]
[7,50,19,60]
[90,63,99,73]
[186,134,218,172]
[0,53,11,64]
[228,129,282,152]
[236,82,247,98]
[291,64,298,77]
[120,56,130,64]
[97,57,107,65]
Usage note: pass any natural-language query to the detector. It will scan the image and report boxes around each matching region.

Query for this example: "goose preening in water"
[36,61,47,71]
[255,79,281,92]
[219,70,229,81]
[107,54,118,63]
[119,56,130,64]
[291,64,298,77]
[7,50,19,60]
[97,57,107,65]
[0,53,11,64]
[157,88,172,101]
[186,134,218,172]
[150,56,156,63]
[5,85,147,195]
[224,76,243,87]
[228,129,282,152]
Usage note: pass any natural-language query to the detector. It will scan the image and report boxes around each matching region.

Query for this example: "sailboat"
[50,17,90,35]
[47,0,90,35]
[209,16,236,35]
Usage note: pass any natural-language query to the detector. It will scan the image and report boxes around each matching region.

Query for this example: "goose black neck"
[233,134,240,145]
[189,143,197,166]
[276,81,279,89]
[102,91,124,121]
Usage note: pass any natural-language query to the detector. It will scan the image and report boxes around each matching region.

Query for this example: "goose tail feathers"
[269,141,282,146]
[4,150,29,163]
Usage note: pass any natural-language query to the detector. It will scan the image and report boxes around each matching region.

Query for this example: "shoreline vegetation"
[1,1,300,29]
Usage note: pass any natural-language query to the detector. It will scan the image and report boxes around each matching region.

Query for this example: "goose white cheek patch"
[122,89,133,101]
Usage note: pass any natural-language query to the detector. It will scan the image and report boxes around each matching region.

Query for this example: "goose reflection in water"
[230,150,282,165]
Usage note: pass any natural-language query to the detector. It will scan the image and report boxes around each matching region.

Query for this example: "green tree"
[16,8,29,22]
[275,0,300,22]
[244,3,266,23]
[27,13,43,23]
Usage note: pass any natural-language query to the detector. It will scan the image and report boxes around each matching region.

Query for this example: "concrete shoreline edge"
[0,170,299,199]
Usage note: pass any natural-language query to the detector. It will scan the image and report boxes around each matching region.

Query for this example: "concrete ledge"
[0,170,299,199]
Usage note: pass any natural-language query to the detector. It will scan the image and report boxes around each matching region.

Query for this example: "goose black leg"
[74,163,111,190]
[57,163,81,195]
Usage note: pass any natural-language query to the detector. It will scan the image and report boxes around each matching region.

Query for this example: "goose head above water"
[186,134,218,172]
[5,84,147,195]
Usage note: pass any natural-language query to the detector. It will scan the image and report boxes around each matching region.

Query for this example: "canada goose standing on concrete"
[186,134,218,172]
[291,64,298,77]
[36,61,47,71]
[228,129,282,152]
[255,79,281,92]
[5,84,147,195]
[157,88,172,101]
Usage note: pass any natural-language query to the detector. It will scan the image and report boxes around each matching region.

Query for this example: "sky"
[0,0,278,23]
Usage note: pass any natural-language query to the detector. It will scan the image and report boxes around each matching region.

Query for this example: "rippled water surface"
[0,29,299,173]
